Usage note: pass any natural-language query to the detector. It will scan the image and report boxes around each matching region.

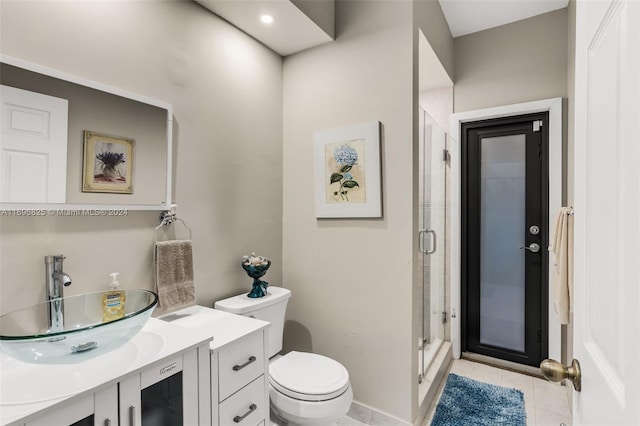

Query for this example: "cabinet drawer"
[218,331,264,401]
[219,375,265,426]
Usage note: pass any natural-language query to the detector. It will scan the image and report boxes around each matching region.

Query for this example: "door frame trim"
[450,97,563,362]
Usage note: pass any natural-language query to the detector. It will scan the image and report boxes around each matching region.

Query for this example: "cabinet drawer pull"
[232,356,256,371]
[233,403,257,423]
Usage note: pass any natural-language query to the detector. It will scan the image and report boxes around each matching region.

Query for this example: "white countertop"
[0,305,268,425]
[157,304,270,352]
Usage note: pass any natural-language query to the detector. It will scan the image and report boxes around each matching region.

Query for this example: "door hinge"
[442,311,448,324]
[533,120,543,132]
[443,149,450,162]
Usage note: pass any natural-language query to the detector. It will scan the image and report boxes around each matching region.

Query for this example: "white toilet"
[214,286,352,426]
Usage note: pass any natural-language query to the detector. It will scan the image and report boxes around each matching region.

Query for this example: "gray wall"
[414,0,455,82]
[291,0,335,39]
[0,1,283,314]
[283,0,416,421]
[419,87,454,132]
[454,9,569,113]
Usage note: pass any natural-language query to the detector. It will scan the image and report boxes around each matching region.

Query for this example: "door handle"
[519,243,540,253]
[419,229,436,255]
[540,358,582,392]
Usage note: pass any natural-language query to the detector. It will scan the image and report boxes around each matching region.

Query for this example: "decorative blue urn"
[241,254,271,298]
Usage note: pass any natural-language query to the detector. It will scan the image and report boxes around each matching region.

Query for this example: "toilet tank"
[214,286,291,358]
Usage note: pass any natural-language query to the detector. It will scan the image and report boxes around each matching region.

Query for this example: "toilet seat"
[269,351,350,401]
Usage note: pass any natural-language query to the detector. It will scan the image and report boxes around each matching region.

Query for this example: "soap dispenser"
[102,272,126,322]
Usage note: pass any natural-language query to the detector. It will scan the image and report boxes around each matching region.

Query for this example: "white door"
[573,0,639,424]
[0,85,68,203]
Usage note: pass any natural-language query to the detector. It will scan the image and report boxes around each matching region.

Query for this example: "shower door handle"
[419,229,437,255]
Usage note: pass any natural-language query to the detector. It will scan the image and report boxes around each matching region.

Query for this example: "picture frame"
[313,121,382,218]
[82,130,134,194]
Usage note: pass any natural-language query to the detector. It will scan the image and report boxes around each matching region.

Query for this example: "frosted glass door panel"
[479,134,525,352]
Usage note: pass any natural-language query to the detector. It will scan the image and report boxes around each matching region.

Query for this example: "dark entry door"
[462,113,548,367]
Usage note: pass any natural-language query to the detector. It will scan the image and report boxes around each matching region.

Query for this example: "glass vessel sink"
[0,290,157,364]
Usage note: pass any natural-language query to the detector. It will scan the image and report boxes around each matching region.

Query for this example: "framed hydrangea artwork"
[313,121,382,218]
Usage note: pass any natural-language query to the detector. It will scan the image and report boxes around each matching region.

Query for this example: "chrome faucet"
[44,255,72,332]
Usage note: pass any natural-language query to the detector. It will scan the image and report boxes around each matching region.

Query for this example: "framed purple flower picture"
[82,130,134,194]
[313,121,382,218]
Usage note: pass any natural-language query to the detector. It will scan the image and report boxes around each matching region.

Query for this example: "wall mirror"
[0,55,172,210]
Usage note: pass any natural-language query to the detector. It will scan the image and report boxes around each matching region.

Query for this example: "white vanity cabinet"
[161,305,270,426]
[19,343,210,426]
[2,308,270,426]
[1,318,214,426]
[213,330,268,426]
[24,385,118,426]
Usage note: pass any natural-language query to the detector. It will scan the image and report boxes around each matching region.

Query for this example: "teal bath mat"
[431,373,526,426]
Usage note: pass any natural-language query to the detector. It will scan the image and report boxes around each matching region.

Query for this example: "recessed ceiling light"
[260,14,274,24]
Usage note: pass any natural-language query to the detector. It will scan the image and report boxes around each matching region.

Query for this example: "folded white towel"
[548,207,574,324]
[154,240,195,310]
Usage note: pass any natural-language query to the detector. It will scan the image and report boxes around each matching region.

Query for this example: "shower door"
[418,108,447,381]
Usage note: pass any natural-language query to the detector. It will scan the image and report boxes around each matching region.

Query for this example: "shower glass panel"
[479,134,526,351]
[418,108,447,380]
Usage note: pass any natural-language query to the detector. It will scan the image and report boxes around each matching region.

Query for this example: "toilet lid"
[269,351,350,401]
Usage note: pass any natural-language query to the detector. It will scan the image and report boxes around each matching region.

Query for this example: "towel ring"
[155,210,192,242]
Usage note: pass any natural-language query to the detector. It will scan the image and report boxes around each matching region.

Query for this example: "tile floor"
[272,405,406,426]
[424,359,572,426]
[273,358,572,425]
[338,404,406,426]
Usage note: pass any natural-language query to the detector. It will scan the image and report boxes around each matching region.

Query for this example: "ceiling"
[198,0,570,57]
[195,0,334,56]
[439,0,570,38]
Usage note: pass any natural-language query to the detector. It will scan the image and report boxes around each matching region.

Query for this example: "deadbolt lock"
[529,225,540,235]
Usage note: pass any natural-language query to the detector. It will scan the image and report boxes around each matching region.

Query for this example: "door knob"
[540,358,582,391]
[519,243,541,253]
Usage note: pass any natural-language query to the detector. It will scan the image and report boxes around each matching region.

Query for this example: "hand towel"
[548,207,574,324]
[154,240,195,310]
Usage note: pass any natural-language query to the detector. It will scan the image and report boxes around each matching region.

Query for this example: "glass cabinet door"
[119,351,200,426]
[69,415,93,426]
[141,371,184,425]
